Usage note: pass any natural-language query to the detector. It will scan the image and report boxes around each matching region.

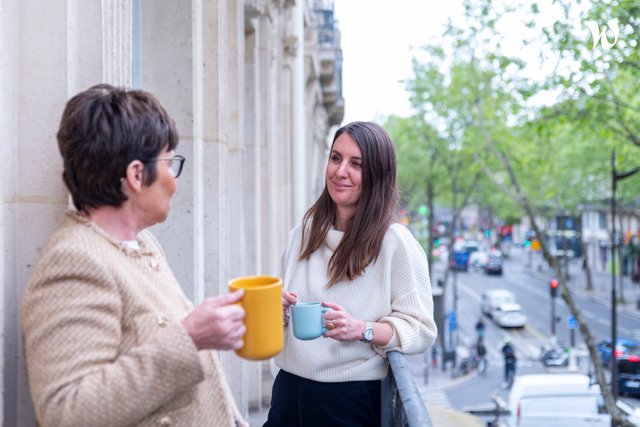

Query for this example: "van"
[508,373,609,426]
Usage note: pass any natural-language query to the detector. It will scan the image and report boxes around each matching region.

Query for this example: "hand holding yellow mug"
[228,276,283,360]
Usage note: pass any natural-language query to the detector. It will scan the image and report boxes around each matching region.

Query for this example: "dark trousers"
[263,370,381,427]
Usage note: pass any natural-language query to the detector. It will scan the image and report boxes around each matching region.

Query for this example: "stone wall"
[0,0,343,424]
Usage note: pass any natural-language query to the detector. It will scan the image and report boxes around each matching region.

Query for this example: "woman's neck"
[83,206,140,241]
[334,208,354,231]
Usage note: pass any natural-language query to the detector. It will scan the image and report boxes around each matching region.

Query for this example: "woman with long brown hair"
[264,121,437,426]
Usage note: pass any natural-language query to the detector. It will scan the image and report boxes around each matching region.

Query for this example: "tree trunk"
[426,179,435,269]
[582,241,594,291]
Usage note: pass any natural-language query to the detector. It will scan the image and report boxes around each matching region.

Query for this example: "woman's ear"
[121,160,145,193]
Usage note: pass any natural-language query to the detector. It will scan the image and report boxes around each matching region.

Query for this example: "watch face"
[364,328,374,341]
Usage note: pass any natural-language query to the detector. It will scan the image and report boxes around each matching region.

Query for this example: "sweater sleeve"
[21,244,204,427]
[374,225,438,356]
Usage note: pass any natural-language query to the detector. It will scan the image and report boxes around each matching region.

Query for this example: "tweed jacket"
[21,210,247,427]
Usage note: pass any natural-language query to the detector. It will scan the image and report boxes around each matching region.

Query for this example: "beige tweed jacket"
[21,210,248,427]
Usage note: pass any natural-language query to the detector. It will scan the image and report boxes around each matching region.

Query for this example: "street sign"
[568,315,577,330]
[448,311,457,331]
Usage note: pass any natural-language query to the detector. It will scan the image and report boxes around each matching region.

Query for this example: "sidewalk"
[406,352,484,427]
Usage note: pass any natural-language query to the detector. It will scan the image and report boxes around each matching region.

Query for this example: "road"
[432,246,640,422]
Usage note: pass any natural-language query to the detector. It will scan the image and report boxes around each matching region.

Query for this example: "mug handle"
[321,307,334,333]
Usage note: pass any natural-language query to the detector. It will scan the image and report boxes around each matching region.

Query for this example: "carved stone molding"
[283,35,298,57]
[101,0,132,86]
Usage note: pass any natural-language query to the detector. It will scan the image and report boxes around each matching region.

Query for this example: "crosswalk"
[417,344,539,411]
[420,387,452,408]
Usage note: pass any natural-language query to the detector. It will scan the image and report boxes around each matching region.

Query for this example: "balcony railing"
[382,351,434,427]
[311,0,344,125]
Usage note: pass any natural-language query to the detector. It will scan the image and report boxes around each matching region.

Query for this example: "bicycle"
[476,355,488,376]
[503,363,515,389]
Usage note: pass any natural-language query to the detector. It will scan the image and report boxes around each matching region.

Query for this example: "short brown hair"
[300,121,399,286]
[56,84,179,212]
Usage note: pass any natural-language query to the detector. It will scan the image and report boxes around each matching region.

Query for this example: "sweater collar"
[325,226,344,251]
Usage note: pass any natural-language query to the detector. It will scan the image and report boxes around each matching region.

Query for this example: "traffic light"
[549,279,559,298]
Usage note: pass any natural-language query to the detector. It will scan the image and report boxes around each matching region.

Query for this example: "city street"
[424,245,640,424]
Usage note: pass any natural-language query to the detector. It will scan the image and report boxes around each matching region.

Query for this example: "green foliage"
[394,0,640,225]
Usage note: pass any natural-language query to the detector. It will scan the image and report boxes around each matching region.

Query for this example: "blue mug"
[291,302,333,340]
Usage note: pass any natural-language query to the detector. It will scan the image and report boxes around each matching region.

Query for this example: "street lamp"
[610,150,640,401]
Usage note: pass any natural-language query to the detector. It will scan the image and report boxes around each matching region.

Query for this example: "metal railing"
[382,351,434,427]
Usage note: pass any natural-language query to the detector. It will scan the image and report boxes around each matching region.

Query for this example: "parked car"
[597,338,640,367]
[617,353,640,397]
[483,254,503,275]
[469,250,489,269]
[481,289,516,317]
[463,240,480,254]
[491,302,527,328]
[541,345,569,367]
[508,373,609,427]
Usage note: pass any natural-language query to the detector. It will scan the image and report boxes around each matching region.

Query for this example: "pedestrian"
[21,84,248,427]
[502,337,517,387]
[475,337,488,374]
[475,316,486,338]
[432,346,438,368]
[264,121,438,427]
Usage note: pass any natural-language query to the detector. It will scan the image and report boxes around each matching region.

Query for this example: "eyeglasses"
[145,155,186,178]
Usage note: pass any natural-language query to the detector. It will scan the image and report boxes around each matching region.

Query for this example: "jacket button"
[157,315,170,327]
[159,416,172,425]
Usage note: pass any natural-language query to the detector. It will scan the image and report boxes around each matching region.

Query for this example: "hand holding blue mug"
[291,302,333,340]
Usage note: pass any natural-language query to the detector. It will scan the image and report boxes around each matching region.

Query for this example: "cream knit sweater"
[275,222,438,382]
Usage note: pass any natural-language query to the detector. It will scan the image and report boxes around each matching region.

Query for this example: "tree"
[399,0,639,423]
[386,115,446,268]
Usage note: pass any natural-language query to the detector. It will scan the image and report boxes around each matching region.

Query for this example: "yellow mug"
[228,275,283,360]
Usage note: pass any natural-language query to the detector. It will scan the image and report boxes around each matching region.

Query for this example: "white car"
[481,289,516,317]
[491,302,527,328]
[469,250,489,269]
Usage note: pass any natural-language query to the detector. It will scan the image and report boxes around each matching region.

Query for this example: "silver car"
[491,302,527,328]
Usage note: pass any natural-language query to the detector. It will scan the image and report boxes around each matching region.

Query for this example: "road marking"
[458,281,482,303]
[619,326,631,336]
[420,389,452,408]
[583,310,596,320]
[596,317,609,326]
[524,323,547,341]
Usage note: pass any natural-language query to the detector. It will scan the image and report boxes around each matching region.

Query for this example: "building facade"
[0,0,344,424]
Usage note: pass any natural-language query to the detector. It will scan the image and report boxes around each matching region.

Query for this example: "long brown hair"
[300,121,399,286]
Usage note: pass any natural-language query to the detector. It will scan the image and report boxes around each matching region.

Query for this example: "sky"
[333,0,582,125]
[333,0,465,124]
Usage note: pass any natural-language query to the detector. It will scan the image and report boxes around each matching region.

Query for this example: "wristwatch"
[361,322,374,343]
